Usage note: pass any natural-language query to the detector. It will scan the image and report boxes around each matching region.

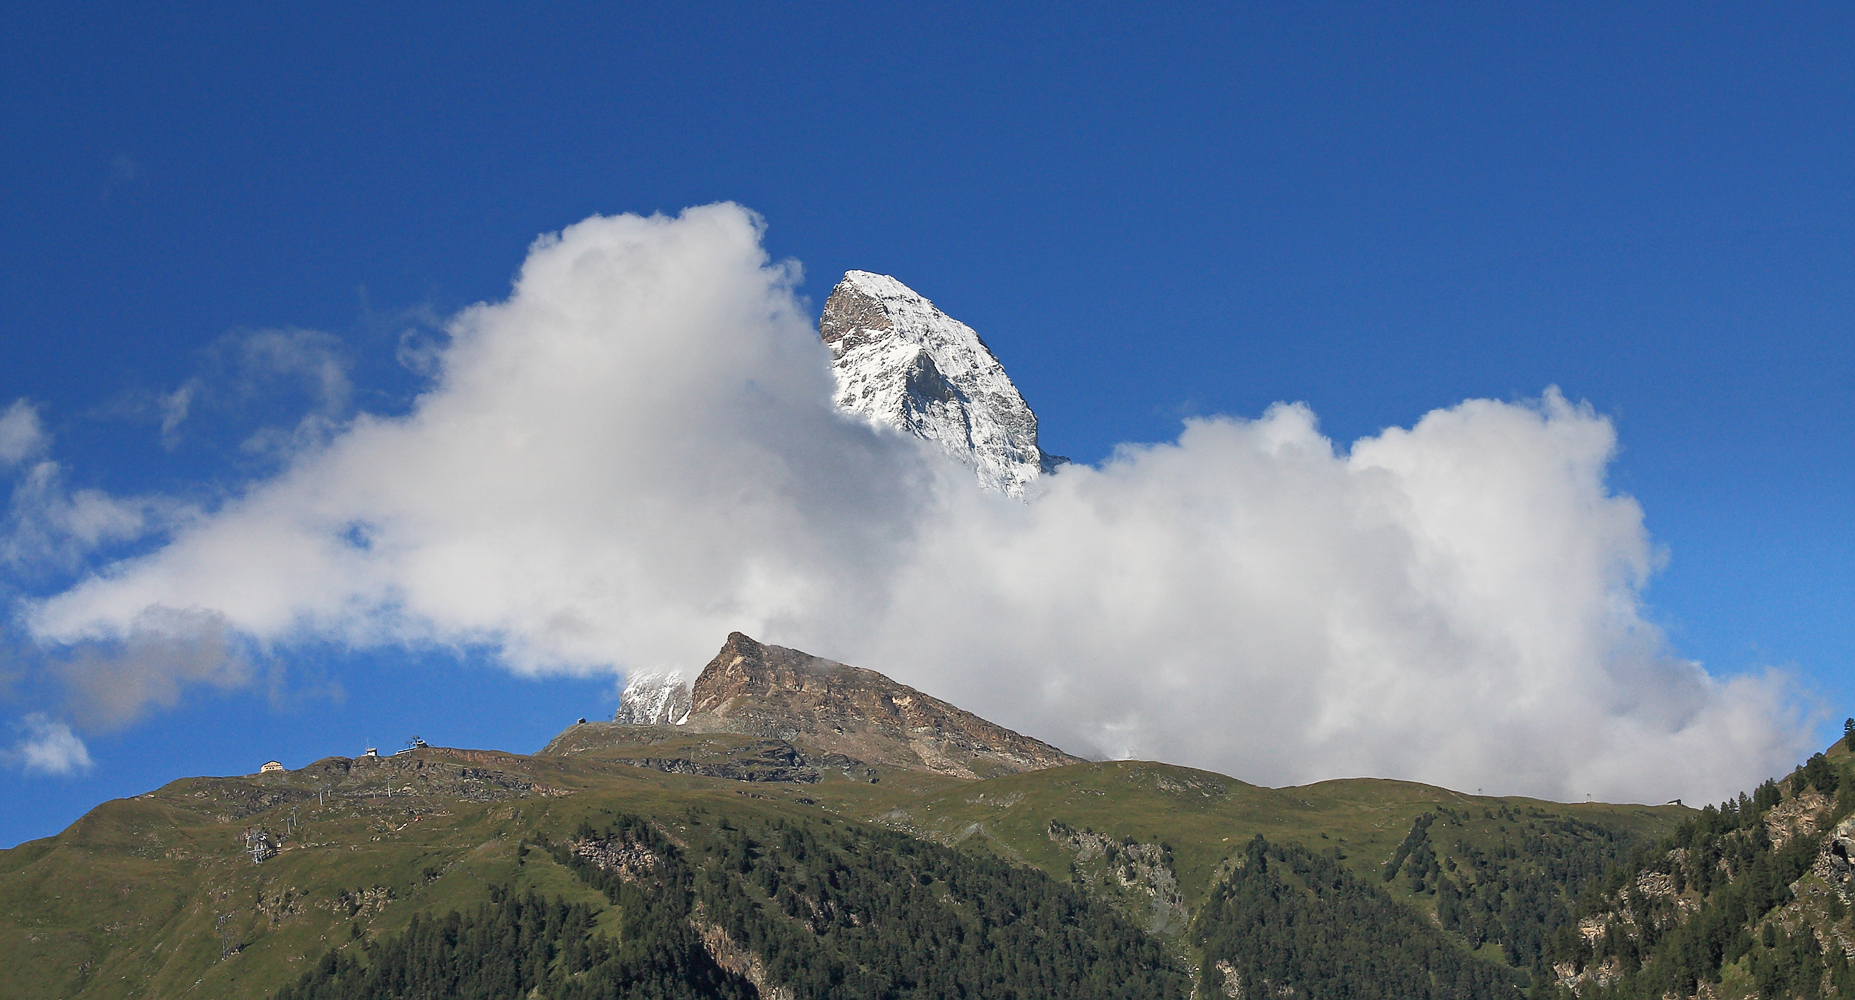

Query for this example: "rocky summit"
[610,631,1083,778]
[820,270,1063,497]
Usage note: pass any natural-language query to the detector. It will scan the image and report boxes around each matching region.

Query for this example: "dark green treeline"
[1541,752,1855,1000]
[276,811,1188,1000]
[1193,834,1525,1000]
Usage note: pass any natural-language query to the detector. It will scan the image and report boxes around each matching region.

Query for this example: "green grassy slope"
[876,760,1679,918]
[0,736,1686,1000]
[0,749,817,1000]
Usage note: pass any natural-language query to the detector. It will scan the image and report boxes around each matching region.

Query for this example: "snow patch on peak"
[613,670,692,725]
[820,271,1059,497]
[838,269,918,299]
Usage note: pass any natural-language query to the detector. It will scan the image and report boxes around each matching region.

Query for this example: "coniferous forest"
[1194,834,1526,1000]
[1389,805,1642,975]
[1540,752,1855,1000]
[276,813,1189,1000]
[8,717,1851,1000]
[270,774,1855,1000]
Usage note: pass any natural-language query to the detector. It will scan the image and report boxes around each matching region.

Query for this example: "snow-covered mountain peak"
[820,271,1059,497]
[612,670,691,725]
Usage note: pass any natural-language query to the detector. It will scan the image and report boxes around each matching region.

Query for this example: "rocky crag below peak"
[605,632,1082,779]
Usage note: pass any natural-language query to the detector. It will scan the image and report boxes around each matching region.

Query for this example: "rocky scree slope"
[819,269,1062,497]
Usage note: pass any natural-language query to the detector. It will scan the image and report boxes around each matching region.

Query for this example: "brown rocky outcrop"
[679,632,1083,778]
[1763,788,1832,848]
[817,278,895,354]
[1814,814,1855,897]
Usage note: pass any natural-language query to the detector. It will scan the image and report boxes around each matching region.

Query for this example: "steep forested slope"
[1542,743,1855,1000]
[274,812,1187,1000]
[1195,834,1526,1000]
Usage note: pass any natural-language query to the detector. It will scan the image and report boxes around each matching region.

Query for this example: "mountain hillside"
[0,632,1698,1000]
[1539,739,1855,999]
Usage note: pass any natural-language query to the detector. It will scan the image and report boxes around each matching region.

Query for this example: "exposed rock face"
[1763,787,1832,848]
[820,270,1062,497]
[569,835,662,882]
[610,739,823,784]
[1815,814,1855,897]
[1049,820,1186,935]
[677,632,1083,778]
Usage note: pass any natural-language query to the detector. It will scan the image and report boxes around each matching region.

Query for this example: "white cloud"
[843,398,1807,804]
[0,401,187,576]
[2,458,179,575]
[9,713,94,776]
[0,399,49,466]
[17,203,1812,804]
[30,204,932,682]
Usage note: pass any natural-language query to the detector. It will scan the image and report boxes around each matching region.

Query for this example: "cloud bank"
[863,398,1805,803]
[11,203,1809,803]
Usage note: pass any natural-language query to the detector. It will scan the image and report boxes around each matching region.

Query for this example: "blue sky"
[2,3,1850,847]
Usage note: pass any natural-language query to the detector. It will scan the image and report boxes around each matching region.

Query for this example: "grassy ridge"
[879,760,1679,914]
[0,750,830,1000]
[0,739,1685,999]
